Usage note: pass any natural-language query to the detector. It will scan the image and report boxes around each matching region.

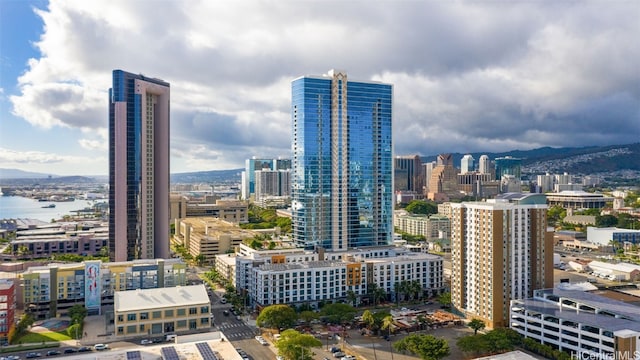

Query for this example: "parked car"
[77,346,92,352]
[63,348,77,354]
[341,356,356,360]
[333,352,345,358]
[254,335,268,345]
[45,351,60,356]
[330,347,342,353]
[223,310,229,316]
[25,354,41,359]
[93,344,108,351]
[140,339,152,345]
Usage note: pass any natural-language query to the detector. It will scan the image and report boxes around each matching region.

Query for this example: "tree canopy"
[256,304,297,330]
[275,329,322,360]
[393,334,450,360]
[468,319,486,335]
[320,303,357,324]
[405,200,438,215]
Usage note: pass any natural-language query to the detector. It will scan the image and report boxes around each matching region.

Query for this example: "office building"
[460,154,475,174]
[109,70,170,261]
[478,155,491,175]
[494,156,521,180]
[546,191,613,210]
[0,279,16,344]
[291,70,393,250]
[114,284,210,336]
[21,259,186,318]
[394,155,424,193]
[427,154,460,202]
[423,161,436,194]
[450,193,553,329]
[510,288,640,359]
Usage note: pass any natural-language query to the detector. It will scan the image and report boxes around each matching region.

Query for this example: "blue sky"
[1,0,639,176]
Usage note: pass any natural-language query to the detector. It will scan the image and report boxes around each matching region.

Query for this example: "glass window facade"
[291,71,393,250]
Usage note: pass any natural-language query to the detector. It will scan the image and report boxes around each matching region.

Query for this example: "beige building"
[173,218,256,264]
[214,253,237,285]
[451,194,553,329]
[114,284,210,336]
[427,154,460,202]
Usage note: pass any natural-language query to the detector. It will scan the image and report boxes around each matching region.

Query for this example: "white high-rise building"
[460,154,475,174]
[478,155,490,174]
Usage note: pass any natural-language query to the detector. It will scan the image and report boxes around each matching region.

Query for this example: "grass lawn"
[15,331,71,343]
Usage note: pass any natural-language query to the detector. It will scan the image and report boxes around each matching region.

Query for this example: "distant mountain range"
[2,143,639,183]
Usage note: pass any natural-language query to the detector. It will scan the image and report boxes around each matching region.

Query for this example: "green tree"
[456,335,487,356]
[298,310,318,324]
[319,303,356,324]
[468,318,486,335]
[195,253,207,266]
[394,334,450,360]
[256,304,298,330]
[274,329,322,360]
[68,304,88,321]
[405,200,438,215]
[596,214,618,227]
[368,283,387,306]
[437,292,451,308]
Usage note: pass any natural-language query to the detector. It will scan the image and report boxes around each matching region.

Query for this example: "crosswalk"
[216,322,254,339]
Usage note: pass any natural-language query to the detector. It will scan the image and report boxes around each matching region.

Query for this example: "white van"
[166,334,177,342]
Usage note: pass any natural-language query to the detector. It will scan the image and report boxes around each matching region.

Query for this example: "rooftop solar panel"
[195,342,219,360]
[126,351,142,360]
[161,346,180,360]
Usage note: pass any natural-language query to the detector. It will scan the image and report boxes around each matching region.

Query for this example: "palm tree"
[346,290,357,307]
[382,315,395,360]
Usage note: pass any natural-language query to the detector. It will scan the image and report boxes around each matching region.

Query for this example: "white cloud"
[6,0,639,172]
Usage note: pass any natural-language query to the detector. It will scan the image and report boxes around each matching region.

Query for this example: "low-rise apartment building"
[173,217,256,264]
[510,288,640,359]
[21,259,186,319]
[114,284,210,337]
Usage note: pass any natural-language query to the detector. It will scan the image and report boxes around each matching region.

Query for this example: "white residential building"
[511,288,640,359]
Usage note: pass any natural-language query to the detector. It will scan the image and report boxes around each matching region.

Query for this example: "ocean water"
[0,196,102,222]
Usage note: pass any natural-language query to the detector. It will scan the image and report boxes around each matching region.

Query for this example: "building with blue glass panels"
[494,156,522,180]
[291,70,393,250]
[109,70,170,261]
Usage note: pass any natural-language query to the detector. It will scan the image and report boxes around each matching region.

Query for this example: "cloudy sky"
[1,0,638,176]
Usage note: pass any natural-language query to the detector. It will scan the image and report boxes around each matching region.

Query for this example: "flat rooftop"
[115,284,209,313]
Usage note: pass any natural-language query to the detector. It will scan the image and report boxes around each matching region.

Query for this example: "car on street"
[25,353,41,359]
[333,352,345,358]
[330,347,342,353]
[63,348,77,354]
[45,351,60,356]
[93,344,108,351]
[77,347,92,352]
[341,356,356,360]
[140,339,152,345]
[255,335,268,345]
[223,310,229,316]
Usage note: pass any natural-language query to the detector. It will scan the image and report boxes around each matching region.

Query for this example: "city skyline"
[1,1,639,176]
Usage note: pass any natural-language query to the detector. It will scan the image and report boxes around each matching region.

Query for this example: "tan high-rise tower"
[450,193,553,329]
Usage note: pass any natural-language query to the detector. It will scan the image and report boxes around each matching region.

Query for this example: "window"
[165,309,174,317]
[127,325,136,334]
[200,306,209,314]
[189,307,197,315]
[127,313,137,321]
[200,317,209,325]
[117,326,123,334]
[177,308,186,316]
[152,311,162,319]
[177,320,187,328]
[117,315,124,322]
[140,312,148,320]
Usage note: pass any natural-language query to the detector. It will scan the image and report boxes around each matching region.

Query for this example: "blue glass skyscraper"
[109,70,170,262]
[291,70,393,250]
